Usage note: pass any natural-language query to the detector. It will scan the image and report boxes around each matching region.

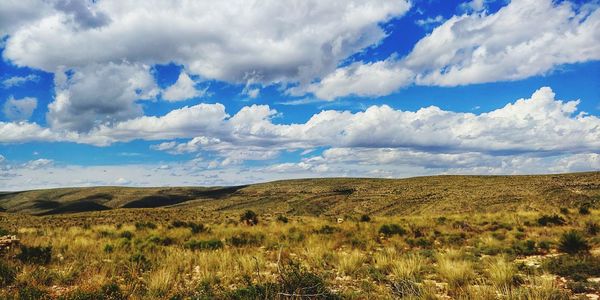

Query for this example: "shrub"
[537,215,566,226]
[17,245,52,265]
[585,221,599,236]
[227,232,264,247]
[171,220,206,234]
[103,244,114,253]
[558,230,590,255]
[315,225,340,235]
[18,285,49,300]
[240,210,259,226]
[391,278,422,298]
[276,215,289,223]
[379,224,407,236]
[226,282,278,300]
[184,239,224,250]
[360,214,371,222]
[60,282,124,300]
[146,235,174,246]
[0,260,16,287]
[406,237,433,249]
[0,227,10,236]
[278,260,337,299]
[559,207,570,215]
[129,252,150,270]
[544,255,600,281]
[119,231,133,239]
[511,240,538,256]
[579,203,591,215]
[134,221,157,230]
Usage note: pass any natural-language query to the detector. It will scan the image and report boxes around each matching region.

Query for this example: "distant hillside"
[1,172,599,216]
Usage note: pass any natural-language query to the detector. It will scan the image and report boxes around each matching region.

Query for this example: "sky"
[0,0,599,190]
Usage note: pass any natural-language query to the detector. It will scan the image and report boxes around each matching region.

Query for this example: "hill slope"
[1,172,599,216]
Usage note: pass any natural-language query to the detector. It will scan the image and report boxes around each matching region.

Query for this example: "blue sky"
[0,0,599,190]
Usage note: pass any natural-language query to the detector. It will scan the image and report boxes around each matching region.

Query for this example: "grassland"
[0,173,599,299]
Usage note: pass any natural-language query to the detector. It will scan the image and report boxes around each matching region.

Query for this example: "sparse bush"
[276,215,289,223]
[315,225,340,234]
[559,207,569,215]
[134,221,157,230]
[511,239,538,256]
[0,260,16,287]
[537,214,566,226]
[227,232,264,247]
[359,214,371,222]
[60,282,124,300]
[240,210,259,226]
[147,235,174,246]
[390,278,422,298]
[103,244,114,253]
[0,227,10,236]
[171,220,206,234]
[17,245,52,264]
[558,230,590,255]
[185,239,223,250]
[119,231,133,239]
[585,221,599,235]
[378,224,407,236]
[579,203,591,215]
[278,260,337,299]
[18,285,49,300]
[129,252,150,270]
[545,255,600,281]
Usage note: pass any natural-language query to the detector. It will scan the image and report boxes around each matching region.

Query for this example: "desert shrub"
[443,232,467,245]
[119,231,133,239]
[379,224,407,236]
[134,221,157,230]
[579,203,591,215]
[184,239,224,251]
[227,232,264,247]
[146,235,174,246]
[276,215,289,223]
[544,255,600,281]
[59,282,124,300]
[18,285,49,300]
[566,281,599,294]
[315,225,340,235]
[0,227,11,236]
[487,221,513,231]
[103,244,114,253]
[585,221,599,236]
[129,252,150,270]
[225,281,278,300]
[360,214,371,222]
[278,260,338,299]
[406,237,433,249]
[17,245,52,265]
[538,240,552,252]
[390,278,421,298]
[170,220,206,234]
[511,240,538,256]
[559,207,570,215]
[558,230,590,255]
[491,232,506,241]
[0,260,16,287]
[285,227,305,243]
[240,210,259,226]
[435,217,447,225]
[537,214,566,226]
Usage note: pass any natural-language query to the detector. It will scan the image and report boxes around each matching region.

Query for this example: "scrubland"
[0,206,599,299]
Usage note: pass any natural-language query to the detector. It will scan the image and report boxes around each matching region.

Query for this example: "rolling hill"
[1,172,599,217]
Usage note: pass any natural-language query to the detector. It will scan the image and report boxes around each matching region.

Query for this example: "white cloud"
[298,60,414,100]
[3,96,37,121]
[3,0,410,86]
[23,158,53,169]
[162,72,203,102]
[305,0,600,99]
[2,74,40,88]
[48,62,159,131]
[415,15,444,28]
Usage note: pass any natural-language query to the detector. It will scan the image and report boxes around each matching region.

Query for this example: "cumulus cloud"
[2,74,40,88]
[48,62,159,131]
[3,96,37,121]
[23,158,54,169]
[162,72,204,102]
[306,0,600,99]
[3,0,409,85]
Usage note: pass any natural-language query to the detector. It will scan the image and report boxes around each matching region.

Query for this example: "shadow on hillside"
[121,186,247,209]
